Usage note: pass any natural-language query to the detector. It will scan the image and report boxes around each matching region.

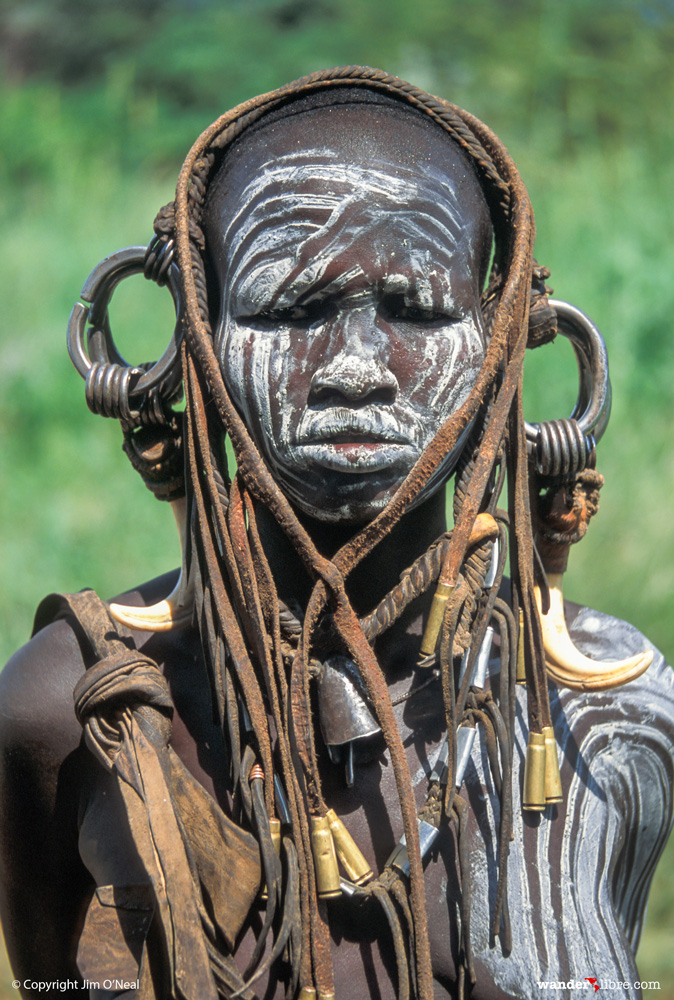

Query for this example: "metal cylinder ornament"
[326,809,373,885]
[310,815,342,899]
[542,726,563,804]
[522,732,547,811]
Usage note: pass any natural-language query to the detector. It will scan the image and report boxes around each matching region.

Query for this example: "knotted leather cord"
[139,66,555,998]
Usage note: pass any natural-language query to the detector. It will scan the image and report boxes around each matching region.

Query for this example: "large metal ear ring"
[67,241,194,632]
[527,300,652,690]
[67,241,184,421]
[525,299,612,477]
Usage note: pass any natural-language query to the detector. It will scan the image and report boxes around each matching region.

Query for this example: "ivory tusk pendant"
[108,496,195,631]
[535,573,652,691]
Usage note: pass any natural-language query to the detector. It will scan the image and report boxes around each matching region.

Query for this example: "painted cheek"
[276,329,319,402]
[383,314,455,388]
[270,327,324,449]
[221,320,285,464]
[266,331,297,453]
[221,321,251,411]
[405,320,483,419]
[383,328,427,388]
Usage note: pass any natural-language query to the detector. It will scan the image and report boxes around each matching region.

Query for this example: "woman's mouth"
[297,438,417,473]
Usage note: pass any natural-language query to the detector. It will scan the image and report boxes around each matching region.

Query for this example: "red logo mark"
[585,980,600,994]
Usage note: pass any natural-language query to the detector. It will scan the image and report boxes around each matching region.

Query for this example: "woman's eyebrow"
[232,260,463,318]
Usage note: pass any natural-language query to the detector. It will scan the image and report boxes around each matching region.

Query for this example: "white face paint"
[213,150,487,523]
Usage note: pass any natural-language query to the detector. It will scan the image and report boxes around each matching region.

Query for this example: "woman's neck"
[255,489,448,674]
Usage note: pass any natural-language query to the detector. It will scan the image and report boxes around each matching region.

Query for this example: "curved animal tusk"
[108,496,195,632]
[535,572,652,691]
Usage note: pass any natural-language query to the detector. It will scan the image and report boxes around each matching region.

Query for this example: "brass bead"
[249,763,265,782]
[522,731,547,811]
[297,989,317,1000]
[542,726,563,804]
[420,582,454,658]
[326,809,373,885]
[310,816,341,899]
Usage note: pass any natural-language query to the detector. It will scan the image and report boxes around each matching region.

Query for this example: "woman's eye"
[398,305,438,321]
[252,302,326,325]
[380,295,451,324]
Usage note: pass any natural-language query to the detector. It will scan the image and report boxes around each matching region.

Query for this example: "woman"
[1,67,671,1000]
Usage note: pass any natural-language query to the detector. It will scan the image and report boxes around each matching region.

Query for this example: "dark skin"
[0,101,662,1000]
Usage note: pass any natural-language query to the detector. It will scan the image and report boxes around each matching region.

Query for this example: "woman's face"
[206,103,492,523]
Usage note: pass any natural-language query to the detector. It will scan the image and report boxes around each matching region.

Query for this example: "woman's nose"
[309,308,398,404]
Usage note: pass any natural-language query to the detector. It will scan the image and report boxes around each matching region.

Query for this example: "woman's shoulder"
[563,599,673,717]
[0,571,189,760]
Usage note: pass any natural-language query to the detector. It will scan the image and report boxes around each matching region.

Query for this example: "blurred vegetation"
[0,0,673,996]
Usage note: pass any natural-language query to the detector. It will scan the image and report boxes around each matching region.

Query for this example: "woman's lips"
[297,439,417,473]
[332,441,382,452]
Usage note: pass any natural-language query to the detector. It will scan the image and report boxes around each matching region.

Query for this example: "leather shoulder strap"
[32,589,134,661]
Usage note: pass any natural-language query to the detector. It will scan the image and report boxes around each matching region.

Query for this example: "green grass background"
[0,0,673,995]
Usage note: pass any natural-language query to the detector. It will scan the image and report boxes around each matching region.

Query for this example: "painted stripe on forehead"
[222,148,462,221]
[221,160,467,313]
[222,159,464,258]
